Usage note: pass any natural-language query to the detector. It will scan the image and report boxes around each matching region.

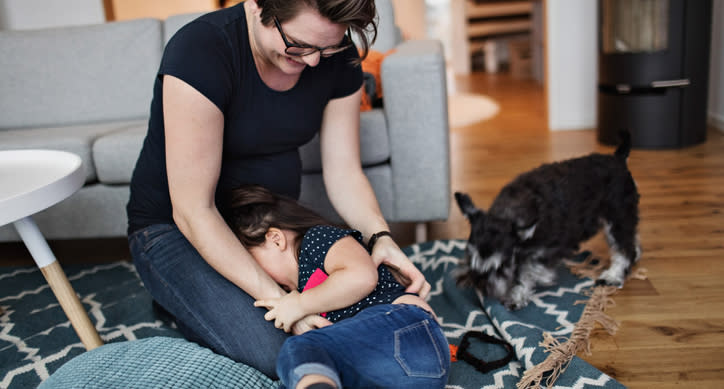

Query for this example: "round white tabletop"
[0,149,102,350]
[0,149,85,227]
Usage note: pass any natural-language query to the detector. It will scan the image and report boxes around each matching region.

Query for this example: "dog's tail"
[614,130,631,160]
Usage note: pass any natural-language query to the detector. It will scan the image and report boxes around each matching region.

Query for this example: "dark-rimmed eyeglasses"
[273,16,352,57]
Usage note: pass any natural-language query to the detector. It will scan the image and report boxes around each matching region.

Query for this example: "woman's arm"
[255,235,378,332]
[319,88,431,298]
[163,75,285,301]
[319,89,387,240]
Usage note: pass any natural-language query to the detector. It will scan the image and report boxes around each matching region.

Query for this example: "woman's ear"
[266,228,288,251]
[246,0,261,15]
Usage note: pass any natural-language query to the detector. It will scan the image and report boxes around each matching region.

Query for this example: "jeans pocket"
[138,224,177,252]
[394,319,447,378]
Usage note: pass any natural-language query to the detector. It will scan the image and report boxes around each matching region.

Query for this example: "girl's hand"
[254,290,308,333]
[291,314,332,335]
[371,236,431,300]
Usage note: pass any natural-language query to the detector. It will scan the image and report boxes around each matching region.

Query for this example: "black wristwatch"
[367,231,392,252]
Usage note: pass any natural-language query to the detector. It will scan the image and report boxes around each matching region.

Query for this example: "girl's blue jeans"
[277,304,450,389]
[128,223,289,379]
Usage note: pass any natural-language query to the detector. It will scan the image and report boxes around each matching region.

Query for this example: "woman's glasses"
[273,16,352,57]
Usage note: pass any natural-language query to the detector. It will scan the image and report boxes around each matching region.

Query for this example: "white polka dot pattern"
[297,225,407,322]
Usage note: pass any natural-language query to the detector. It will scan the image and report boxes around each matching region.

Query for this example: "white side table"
[0,149,103,350]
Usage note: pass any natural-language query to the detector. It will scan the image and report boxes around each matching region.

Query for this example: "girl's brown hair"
[226,184,333,252]
[255,0,377,62]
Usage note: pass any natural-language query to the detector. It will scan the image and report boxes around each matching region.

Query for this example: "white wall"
[0,0,104,30]
[708,0,724,133]
[545,0,598,131]
[390,0,427,40]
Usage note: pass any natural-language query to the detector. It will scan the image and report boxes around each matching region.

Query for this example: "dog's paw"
[595,273,625,288]
[505,285,533,310]
[504,300,529,310]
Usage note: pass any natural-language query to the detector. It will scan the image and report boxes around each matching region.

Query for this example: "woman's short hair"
[255,0,377,61]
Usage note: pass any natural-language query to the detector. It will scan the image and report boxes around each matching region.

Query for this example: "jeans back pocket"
[394,319,448,378]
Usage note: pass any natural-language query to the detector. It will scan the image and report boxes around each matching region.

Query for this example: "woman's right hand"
[292,314,332,335]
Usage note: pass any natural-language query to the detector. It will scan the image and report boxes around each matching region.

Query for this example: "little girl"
[225,185,450,389]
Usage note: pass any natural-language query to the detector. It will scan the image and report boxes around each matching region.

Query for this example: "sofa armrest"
[381,39,450,222]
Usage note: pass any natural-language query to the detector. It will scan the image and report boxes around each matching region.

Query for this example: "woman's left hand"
[371,236,431,300]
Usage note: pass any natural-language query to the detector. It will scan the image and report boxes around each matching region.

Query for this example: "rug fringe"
[516,285,620,389]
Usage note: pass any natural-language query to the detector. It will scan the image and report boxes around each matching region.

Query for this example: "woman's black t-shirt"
[126,4,363,234]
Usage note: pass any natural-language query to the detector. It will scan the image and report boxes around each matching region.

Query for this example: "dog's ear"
[515,222,537,241]
[455,192,484,219]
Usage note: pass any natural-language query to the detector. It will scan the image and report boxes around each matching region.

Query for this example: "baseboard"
[708,112,724,133]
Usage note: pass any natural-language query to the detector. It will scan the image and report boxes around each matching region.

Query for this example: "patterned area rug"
[0,240,624,388]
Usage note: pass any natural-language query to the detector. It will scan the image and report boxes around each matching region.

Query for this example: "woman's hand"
[371,236,431,300]
[255,290,313,333]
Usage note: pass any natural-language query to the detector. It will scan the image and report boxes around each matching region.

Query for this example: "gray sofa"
[0,0,449,242]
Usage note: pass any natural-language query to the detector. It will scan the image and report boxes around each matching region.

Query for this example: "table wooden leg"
[40,261,104,350]
[13,216,104,350]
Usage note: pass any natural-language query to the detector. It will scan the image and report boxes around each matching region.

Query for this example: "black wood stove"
[597,0,713,149]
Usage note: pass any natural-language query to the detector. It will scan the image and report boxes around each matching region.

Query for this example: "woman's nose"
[302,51,321,67]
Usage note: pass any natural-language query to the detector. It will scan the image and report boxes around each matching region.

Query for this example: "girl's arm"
[163,75,286,301]
[255,235,378,332]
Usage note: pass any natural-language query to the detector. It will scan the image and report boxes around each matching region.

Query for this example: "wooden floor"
[2,72,723,387]
[432,72,724,388]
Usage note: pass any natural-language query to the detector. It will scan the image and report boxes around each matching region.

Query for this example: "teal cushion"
[39,337,279,389]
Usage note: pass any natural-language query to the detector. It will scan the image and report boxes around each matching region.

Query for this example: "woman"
[126,0,431,379]
[227,184,449,389]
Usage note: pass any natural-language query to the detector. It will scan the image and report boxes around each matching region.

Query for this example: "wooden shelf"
[466,1,533,19]
[467,19,532,38]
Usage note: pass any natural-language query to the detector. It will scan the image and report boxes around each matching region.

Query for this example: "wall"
[0,0,104,30]
[708,0,724,133]
[105,0,217,21]
[390,0,427,40]
[545,0,598,131]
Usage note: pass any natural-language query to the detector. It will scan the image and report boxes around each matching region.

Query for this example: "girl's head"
[227,184,330,250]
[252,0,377,63]
[227,185,332,289]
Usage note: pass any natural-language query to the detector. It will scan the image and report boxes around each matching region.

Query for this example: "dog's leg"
[598,219,641,287]
[507,261,556,309]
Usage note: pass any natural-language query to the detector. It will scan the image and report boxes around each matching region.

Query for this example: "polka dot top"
[297,225,408,323]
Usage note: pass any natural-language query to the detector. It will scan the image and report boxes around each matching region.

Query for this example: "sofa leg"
[415,222,428,243]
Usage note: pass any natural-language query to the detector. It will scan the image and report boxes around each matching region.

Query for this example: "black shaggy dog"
[455,133,640,309]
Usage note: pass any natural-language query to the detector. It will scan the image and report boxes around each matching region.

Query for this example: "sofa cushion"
[0,120,145,183]
[0,18,161,129]
[300,165,394,223]
[92,124,148,184]
[300,108,390,173]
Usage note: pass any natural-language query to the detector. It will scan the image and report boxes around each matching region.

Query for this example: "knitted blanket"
[0,240,624,388]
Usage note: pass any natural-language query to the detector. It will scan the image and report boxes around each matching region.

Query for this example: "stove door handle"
[651,79,690,88]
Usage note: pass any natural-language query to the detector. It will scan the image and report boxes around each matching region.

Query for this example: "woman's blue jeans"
[277,304,450,389]
[128,223,289,379]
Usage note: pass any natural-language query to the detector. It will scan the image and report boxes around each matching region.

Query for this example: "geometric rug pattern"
[1,240,624,388]
[0,262,181,389]
[405,240,624,389]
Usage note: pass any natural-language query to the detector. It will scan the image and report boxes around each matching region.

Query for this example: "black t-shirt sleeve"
[330,45,364,99]
[160,21,235,112]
